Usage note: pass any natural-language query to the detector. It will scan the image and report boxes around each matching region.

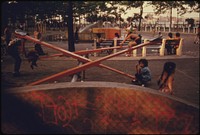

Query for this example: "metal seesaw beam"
[39,45,124,59]
[28,41,154,86]
[14,32,135,84]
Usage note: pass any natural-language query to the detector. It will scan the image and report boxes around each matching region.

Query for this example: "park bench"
[94,39,130,55]
[142,38,183,56]
[142,37,163,56]
[98,39,129,47]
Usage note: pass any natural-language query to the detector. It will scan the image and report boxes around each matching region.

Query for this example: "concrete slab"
[2,82,199,134]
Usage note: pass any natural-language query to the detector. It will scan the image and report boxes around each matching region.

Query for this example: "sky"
[122,4,199,20]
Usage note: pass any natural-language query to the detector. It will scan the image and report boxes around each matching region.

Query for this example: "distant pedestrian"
[157,62,176,95]
[74,27,79,43]
[113,32,121,47]
[132,59,151,87]
[194,24,200,45]
[158,32,162,38]
[194,32,200,45]
[96,33,104,48]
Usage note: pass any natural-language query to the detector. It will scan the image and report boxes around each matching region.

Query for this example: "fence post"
[114,38,117,53]
[71,60,81,82]
[193,27,196,34]
[132,49,137,57]
[160,39,166,56]
[142,39,148,57]
[94,39,97,57]
[81,49,89,81]
[176,38,183,56]
[71,49,89,82]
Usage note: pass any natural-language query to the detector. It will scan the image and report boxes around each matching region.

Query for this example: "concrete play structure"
[2,82,199,134]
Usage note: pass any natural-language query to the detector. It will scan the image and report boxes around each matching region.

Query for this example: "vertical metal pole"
[81,48,89,82]
[71,60,82,82]
[142,39,148,57]
[114,38,117,53]
[94,39,97,57]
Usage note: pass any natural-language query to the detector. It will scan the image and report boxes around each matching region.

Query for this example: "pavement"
[1,31,199,106]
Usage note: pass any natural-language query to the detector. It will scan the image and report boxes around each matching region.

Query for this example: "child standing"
[132,59,151,87]
[7,38,23,77]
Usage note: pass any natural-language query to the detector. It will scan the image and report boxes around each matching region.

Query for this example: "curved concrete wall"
[2,82,199,134]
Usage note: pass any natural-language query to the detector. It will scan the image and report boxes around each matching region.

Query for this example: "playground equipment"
[2,29,197,134]
[2,82,199,134]
[92,28,120,39]
[14,29,160,85]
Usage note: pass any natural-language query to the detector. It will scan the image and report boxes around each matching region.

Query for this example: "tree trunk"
[170,6,172,31]
[138,5,143,31]
[67,1,75,52]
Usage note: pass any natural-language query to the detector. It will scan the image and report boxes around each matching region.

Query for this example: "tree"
[120,1,145,31]
[67,1,75,52]
[132,13,143,24]
[105,1,125,27]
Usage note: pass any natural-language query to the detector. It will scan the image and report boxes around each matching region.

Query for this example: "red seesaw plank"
[28,41,152,86]
[14,33,135,84]
[39,46,124,59]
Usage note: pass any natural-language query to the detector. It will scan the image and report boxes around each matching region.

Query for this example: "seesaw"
[39,45,125,59]
[15,29,135,81]
[3,30,197,134]
[14,29,160,86]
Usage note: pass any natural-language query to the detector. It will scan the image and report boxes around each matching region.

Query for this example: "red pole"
[14,33,136,85]
[28,41,150,86]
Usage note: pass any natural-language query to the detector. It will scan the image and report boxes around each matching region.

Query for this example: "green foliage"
[1,1,199,28]
[150,1,200,16]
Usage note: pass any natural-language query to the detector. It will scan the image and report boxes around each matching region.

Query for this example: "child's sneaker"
[131,79,137,83]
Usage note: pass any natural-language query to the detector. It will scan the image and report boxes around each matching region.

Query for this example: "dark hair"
[175,32,180,37]
[138,34,142,38]
[115,33,120,38]
[163,62,176,74]
[168,32,173,38]
[139,59,148,67]
[97,33,101,38]
[158,62,176,87]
